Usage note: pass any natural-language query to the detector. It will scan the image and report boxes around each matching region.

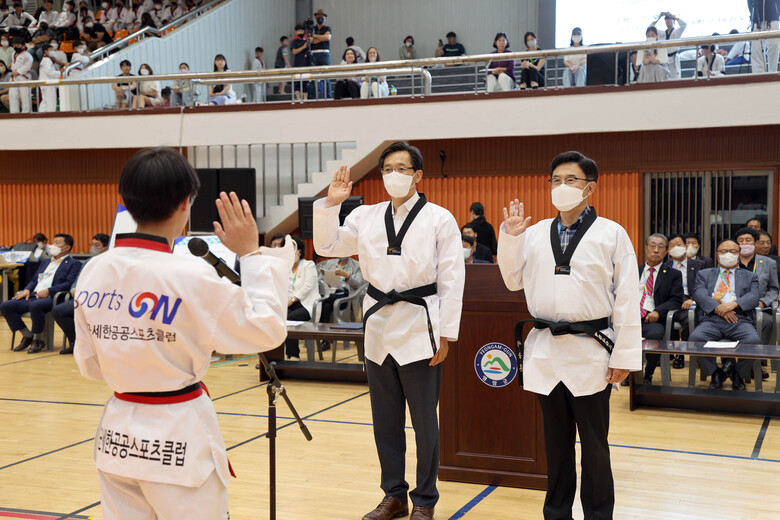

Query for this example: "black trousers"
[642,320,666,378]
[333,79,359,99]
[52,300,75,345]
[319,289,348,323]
[285,301,310,358]
[366,356,442,509]
[537,383,614,520]
[0,296,53,333]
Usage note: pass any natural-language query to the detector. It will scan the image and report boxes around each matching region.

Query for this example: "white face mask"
[551,183,590,212]
[646,36,657,42]
[405,42,412,47]
[86,22,94,28]
[686,244,699,258]
[50,42,58,50]
[90,246,102,256]
[383,170,415,198]
[719,252,739,268]
[140,68,150,75]
[102,2,109,8]
[180,67,188,73]
[669,245,687,258]
[463,247,472,260]
[78,45,87,53]
[527,39,537,47]
[47,244,62,256]
[1,41,9,48]
[572,35,582,44]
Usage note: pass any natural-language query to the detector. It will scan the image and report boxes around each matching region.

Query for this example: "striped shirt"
[558,206,592,253]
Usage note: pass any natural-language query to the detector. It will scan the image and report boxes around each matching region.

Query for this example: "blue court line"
[53,501,101,520]
[448,485,497,520]
[752,416,771,459]
[337,354,358,362]
[604,441,780,464]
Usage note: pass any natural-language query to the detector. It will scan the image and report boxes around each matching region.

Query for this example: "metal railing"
[62,0,228,78]
[6,29,780,110]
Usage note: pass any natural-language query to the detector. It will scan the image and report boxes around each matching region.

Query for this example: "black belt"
[121,382,203,399]
[668,51,678,57]
[514,317,613,386]
[364,283,438,355]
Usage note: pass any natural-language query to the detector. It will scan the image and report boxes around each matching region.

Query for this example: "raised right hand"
[502,199,532,236]
[213,191,259,258]
[326,165,352,208]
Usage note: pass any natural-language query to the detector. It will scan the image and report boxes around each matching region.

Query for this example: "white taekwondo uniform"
[74,233,293,520]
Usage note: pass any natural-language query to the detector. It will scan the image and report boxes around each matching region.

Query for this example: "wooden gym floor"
[0,322,779,520]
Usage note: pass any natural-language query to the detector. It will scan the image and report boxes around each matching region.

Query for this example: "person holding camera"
[307,8,332,99]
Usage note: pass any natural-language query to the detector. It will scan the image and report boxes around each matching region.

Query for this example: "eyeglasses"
[548,176,591,187]
[380,166,415,175]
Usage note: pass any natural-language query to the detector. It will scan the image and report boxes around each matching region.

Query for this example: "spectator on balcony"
[291,24,309,101]
[5,3,36,38]
[75,2,93,33]
[486,32,515,92]
[161,0,184,25]
[37,43,59,112]
[563,27,586,87]
[637,27,669,83]
[652,11,686,79]
[148,0,164,27]
[8,36,32,113]
[697,43,725,78]
[436,31,466,58]
[139,10,155,30]
[0,34,13,71]
[360,46,389,99]
[252,46,265,102]
[98,1,111,28]
[37,0,58,29]
[0,60,12,111]
[30,21,55,60]
[274,35,290,95]
[107,0,133,31]
[345,36,365,62]
[111,58,136,109]
[308,8,332,99]
[724,29,749,65]
[399,34,415,60]
[333,47,360,99]
[209,53,236,105]
[70,39,89,70]
[135,62,162,107]
[519,31,546,89]
[171,61,191,106]
[749,0,780,74]
[82,16,113,51]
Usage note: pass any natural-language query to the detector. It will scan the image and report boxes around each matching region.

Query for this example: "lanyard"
[291,259,302,286]
[384,194,427,256]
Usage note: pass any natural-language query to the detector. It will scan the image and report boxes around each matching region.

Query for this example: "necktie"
[714,270,731,302]
[640,266,655,318]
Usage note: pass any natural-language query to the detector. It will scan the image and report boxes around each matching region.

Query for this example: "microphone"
[187,237,240,283]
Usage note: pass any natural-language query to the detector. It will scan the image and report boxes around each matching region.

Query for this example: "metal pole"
[290,143,295,195]
[474,62,478,94]
[276,143,280,205]
[614,51,619,85]
[305,143,309,183]
[262,144,267,217]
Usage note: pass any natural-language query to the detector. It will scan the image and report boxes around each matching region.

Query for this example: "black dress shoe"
[732,373,746,391]
[320,340,331,352]
[673,355,685,369]
[27,340,46,354]
[709,368,724,389]
[763,370,769,380]
[60,345,74,355]
[13,336,33,352]
[643,375,653,386]
[620,378,629,387]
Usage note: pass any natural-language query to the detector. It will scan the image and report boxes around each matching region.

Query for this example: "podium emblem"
[474,343,518,387]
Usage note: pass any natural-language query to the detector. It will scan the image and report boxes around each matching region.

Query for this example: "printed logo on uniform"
[128,292,183,325]
[474,342,518,388]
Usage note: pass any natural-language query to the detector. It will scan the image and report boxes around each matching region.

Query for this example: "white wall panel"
[76,0,294,109]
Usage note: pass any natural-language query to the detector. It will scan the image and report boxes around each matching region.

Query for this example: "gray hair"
[645,233,668,247]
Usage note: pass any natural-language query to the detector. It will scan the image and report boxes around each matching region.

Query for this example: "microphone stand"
[199,257,312,520]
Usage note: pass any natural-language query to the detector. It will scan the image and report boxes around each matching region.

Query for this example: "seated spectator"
[461,223,493,262]
[82,16,113,51]
[269,232,285,248]
[735,227,778,345]
[0,34,14,72]
[360,46,389,99]
[32,232,49,260]
[665,233,705,352]
[159,85,171,106]
[684,232,713,267]
[274,35,290,95]
[135,63,161,107]
[251,46,265,103]
[755,231,780,275]
[637,26,669,83]
[436,31,466,58]
[697,43,725,78]
[723,29,748,65]
[345,36,365,62]
[0,60,11,111]
[148,0,164,27]
[519,31,545,89]
[639,234,684,384]
[563,27,586,87]
[98,1,111,28]
[209,53,236,105]
[5,2,35,39]
[399,35,415,60]
[746,218,763,230]
[317,254,364,325]
[689,239,760,390]
[69,39,90,70]
[107,0,134,31]
[333,48,360,99]
[0,233,81,354]
[291,24,309,101]
[285,235,317,361]
[486,32,515,92]
[75,2,94,33]
[171,61,191,106]
[469,202,497,255]
[463,234,490,264]
[52,1,76,39]
[52,232,108,354]
[161,0,184,25]
[37,0,58,30]
[111,58,136,109]
[139,10,156,30]
[37,43,59,112]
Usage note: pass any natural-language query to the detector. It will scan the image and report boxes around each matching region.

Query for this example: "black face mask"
[316,17,324,24]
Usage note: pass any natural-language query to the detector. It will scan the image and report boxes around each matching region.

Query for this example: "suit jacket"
[767,253,780,281]
[24,256,82,296]
[664,257,705,298]
[693,267,759,324]
[474,243,494,263]
[693,254,714,268]
[470,216,498,255]
[639,264,684,319]
[739,254,779,308]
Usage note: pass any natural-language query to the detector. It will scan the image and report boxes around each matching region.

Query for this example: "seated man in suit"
[689,239,760,390]
[684,232,714,268]
[461,223,494,263]
[735,227,779,345]
[462,234,491,265]
[755,231,780,280]
[666,233,706,368]
[0,233,82,354]
[640,234,684,384]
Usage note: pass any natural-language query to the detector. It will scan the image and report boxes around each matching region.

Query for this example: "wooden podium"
[439,264,547,490]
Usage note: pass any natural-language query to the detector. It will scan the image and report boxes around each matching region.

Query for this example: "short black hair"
[54,233,74,249]
[550,151,599,181]
[446,31,456,39]
[684,232,701,243]
[342,47,356,61]
[404,35,414,45]
[255,46,263,53]
[493,32,509,49]
[280,35,289,42]
[346,36,354,46]
[161,86,171,97]
[524,31,537,46]
[33,233,48,242]
[120,59,131,68]
[461,222,478,233]
[291,235,305,257]
[470,202,484,216]
[462,234,475,246]
[294,24,303,31]
[119,147,200,224]
[746,217,762,227]
[270,233,285,245]
[716,238,738,250]
[668,233,685,244]
[735,227,759,242]
[93,233,110,246]
[42,43,52,53]
[759,231,773,243]
[379,141,423,171]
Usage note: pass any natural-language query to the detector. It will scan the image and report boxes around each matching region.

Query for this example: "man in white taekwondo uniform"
[313,141,464,520]
[74,147,294,520]
[497,151,641,520]
[652,11,687,79]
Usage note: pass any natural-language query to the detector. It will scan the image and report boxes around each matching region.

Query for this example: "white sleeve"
[313,197,361,258]
[436,212,465,341]
[292,260,317,302]
[497,223,527,291]
[607,227,643,371]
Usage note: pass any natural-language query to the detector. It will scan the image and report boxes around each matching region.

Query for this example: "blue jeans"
[308,51,331,99]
